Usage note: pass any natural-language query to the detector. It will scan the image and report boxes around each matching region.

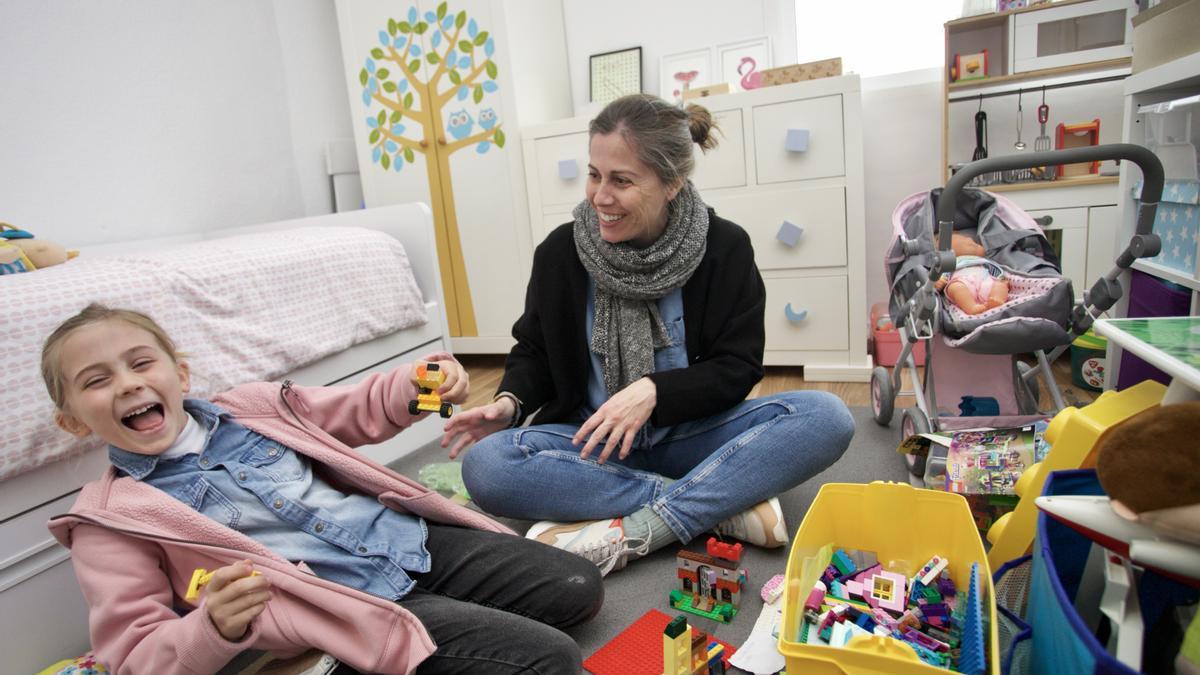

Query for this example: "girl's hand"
[413,360,470,405]
[574,377,656,464]
[204,561,271,642]
[441,398,515,459]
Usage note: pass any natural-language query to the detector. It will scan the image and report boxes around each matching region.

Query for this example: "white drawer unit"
[521,76,870,381]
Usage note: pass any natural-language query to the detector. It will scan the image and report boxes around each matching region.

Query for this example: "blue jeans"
[462,391,855,543]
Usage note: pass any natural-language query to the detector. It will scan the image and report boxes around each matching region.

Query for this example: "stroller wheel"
[870,366,894,425]
[900,407,931,477]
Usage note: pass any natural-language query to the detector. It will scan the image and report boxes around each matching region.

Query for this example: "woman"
[442,94,855,576]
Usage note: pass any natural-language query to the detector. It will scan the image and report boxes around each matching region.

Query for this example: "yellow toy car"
[409,362,453,418]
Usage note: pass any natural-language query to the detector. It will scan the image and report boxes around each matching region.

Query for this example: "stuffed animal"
[934,232,1009,315]
[0,223,77,274]
[1096,401,1200,546]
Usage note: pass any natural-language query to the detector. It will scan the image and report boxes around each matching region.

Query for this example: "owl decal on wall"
[447,109,475,140]
[478,107,497,130]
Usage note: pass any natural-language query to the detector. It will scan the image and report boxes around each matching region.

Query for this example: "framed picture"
[717,37,772,91]
[660,48,713,104]
[953,50,989,81]
[590,47,642,106]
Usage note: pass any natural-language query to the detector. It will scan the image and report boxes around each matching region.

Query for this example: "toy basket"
[778,481,1001,674]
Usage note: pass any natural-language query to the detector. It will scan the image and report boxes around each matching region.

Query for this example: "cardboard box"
[1132,0,1200,73]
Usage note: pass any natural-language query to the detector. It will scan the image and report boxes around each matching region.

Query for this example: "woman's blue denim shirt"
[108,398,429,600]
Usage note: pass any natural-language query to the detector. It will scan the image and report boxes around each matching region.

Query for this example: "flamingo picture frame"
[660,48,713,104]
[718,37,772,92]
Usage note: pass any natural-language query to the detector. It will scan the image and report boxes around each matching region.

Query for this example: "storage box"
[779,482,1000,674]
[1135,179,1200,276]
[1069,330,1107,392]
[1132,0,1200,73]
[870,302,926,367]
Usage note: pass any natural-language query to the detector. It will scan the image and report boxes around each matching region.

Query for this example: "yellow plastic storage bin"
[779,481,1000,674]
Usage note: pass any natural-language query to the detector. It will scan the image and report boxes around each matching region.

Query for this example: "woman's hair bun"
[685,103,720,153]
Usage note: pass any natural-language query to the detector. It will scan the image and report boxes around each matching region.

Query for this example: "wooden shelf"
[947,0,1098,28]
[983,174,1119,193]
[948,58,1132,93]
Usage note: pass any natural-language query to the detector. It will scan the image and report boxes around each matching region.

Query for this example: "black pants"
[338,524,603,675]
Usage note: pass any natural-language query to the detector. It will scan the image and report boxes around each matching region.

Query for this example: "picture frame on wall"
[717,37,772,92]
[590,47,642,106]
[660,48,713,104]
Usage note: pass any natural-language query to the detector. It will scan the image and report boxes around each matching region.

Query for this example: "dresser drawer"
[763,275,849,351]
[692,109,747,191]
[708,186,846,271]
[753,94,845,184]
[533,131,590,209]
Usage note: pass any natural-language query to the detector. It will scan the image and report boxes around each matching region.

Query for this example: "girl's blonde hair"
[41,303,182,409]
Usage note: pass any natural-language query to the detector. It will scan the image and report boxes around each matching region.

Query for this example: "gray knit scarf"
[573,180,709,396]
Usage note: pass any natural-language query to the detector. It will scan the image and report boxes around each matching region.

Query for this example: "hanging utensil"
[1014,89,1026,151]
[973,94,988,160]
[1035,86,1055,180]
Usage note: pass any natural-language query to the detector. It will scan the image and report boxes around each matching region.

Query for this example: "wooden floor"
[456,352,1098,412]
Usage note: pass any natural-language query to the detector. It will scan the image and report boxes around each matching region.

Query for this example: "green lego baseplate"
[668,588,737,624]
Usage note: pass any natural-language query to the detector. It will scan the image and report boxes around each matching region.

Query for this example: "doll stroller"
[870,144,1166,477]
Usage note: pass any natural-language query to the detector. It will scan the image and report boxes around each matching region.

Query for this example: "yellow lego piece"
[186,567,262,602]
[409,363,453,418]
[985,380,1166,570]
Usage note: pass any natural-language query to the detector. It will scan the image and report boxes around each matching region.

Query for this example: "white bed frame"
[0,203,452,674]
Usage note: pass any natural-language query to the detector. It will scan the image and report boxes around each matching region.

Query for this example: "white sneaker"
[526,518,649,577]
[714,497,789,548]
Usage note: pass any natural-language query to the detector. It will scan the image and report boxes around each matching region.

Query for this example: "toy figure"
[0,223,77,274]
[934,233,1009,315]
[409,362,454,418]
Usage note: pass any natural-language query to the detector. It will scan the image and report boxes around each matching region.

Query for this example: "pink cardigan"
[48,354,515,675]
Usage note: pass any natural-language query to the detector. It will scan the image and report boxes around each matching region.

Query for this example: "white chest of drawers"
[520,76,871,381]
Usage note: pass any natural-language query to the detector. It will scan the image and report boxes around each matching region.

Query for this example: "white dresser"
[520,76,871,381]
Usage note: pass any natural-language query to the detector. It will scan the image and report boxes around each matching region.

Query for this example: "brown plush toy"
[1096,401,1200,545]
[0,223,77,273]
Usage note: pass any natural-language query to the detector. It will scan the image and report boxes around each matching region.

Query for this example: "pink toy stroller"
[870,144,1166,476]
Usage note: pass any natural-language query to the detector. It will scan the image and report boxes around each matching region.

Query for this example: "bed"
[0,203,452,674]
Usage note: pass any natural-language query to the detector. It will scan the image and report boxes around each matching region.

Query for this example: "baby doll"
[934,232,1009,315]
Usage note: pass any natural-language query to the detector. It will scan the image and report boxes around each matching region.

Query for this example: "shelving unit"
[942,0,1136,301]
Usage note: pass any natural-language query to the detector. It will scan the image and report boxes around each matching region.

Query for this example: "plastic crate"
[778,481,1000,674]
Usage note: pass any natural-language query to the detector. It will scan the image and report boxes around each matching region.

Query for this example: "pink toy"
[802,579,826,611]
[761,573,787,604]
[863,570,907,613]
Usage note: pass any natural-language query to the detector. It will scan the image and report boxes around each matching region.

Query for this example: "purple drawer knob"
[785,129,810,153]
[777,220,804,247]
[558,159,578,180]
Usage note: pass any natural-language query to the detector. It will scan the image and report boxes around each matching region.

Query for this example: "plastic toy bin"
[778,481,1000,674]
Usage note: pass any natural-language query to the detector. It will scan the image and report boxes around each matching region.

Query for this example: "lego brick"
[583,609,736,675]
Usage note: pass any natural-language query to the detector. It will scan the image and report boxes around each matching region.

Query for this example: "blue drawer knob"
[777,220,804,247]
[558,159,578,180]
[784,304,808,323]
[785,129,810,153]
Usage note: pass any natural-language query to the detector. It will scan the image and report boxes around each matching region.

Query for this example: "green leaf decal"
[409,59,420,74]
[377,110,386,125]
[376,68,390,79]
[387,19,396,35]
[449,70,461,84]
[485,60,497,79]
[415,21,428,34]
[458,40,473,53]
[390,110,402,123]
[437,2,447,20]
[474,31,488,46]
[383,81,397,92]
[456,11,466,28]
[495,128,506,148]
[398,21,411,33]
[369,129,381,144]
[473,85,483,103]
[359,69,369,86]
[404,147,415,163]
[371,47,384,59]
[381,153,391,170]
[427,52,440,65]
[404,92,414,108]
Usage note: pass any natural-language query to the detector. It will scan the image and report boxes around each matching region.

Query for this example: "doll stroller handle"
[939,143,1166,337]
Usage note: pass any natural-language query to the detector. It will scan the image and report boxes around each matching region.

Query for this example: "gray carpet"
[389,406,906,670]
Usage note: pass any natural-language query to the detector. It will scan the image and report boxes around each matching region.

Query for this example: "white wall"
[561,0,797,116]
[0,0,352,247]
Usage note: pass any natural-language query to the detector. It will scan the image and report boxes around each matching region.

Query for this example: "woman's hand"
[574,377,657,464]
[441,397,515,459]
[204,561,271,642]
[413,360,470,405]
